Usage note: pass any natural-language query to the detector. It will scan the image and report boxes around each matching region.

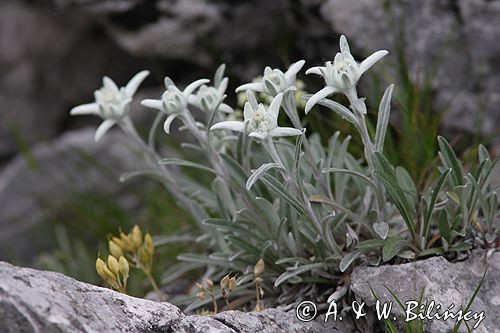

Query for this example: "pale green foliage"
[71,36,499,306]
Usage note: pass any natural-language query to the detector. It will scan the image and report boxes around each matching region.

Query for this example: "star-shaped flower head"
[141,77,209,134]
[235,60,306,97]
[305,35,388,114]
[210,92,302,141]
[188,64,233,114]
[70,70,150,141]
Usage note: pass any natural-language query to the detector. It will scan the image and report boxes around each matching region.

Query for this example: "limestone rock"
[0,261,347,333]
[351,250,500,333]
[0,128,140,260]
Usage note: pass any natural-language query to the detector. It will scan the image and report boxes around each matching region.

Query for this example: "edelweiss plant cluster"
[72,35,499,308]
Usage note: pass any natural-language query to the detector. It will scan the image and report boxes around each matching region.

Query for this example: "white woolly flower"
[210,93,301,141]
[70,70,150,141]
[141,77,209,134]
[188,77,233,114]
[235,60,306,96]
[305,35,388,114]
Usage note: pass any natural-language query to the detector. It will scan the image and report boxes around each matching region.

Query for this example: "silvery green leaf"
[422,169,451,239]
[161,262,203,285]
[255,197,281,233]
[449,242,472,253]
[220,153,250,189]
[322,168,379,195]
[356,239,384,251]
[382,236,407,262]
[119,170,164,182]
[446,191,460,205]
[374,84,394,153]
[485,233,496,243]
[396,250,415,260]
[438,136,464,186]
[274,262,327,287]
[260,173,309,219]
[374,152,417,240]
[339,250,361,272]
[304,86,336,114]
[315,98,358,126]
[246,163,280,190]
[226,235,261,256]
[321,214,344,256]
[396,166,417,206]
[327,284,349,303]
[478,144,491,163]
[373,222,389,239]
[214,63,226,88]
[148,111,165,148]
[158,158,216,174]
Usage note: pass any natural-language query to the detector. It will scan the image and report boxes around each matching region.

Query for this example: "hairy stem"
[283,92,330,196]
[345,90,386,225]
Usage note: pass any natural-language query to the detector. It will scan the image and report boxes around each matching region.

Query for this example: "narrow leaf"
[374,84,394,153]
[246,163,280,190]
[158,158,216,174]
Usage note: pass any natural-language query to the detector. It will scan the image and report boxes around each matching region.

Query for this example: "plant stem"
[181,111,229,179]
[145,270,165,301]
[222,291,232,310]
[254,280,263,312]
[119,117,192,211]
[210,290,218,314]
[283,92,330,195]
[263,137,285,169]
[345,90,386,225]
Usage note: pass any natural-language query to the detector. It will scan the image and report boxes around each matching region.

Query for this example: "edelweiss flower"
[70,70,149,141]
[141,77,209,134]
[188,77,233,114]
[235,60,306,96]
[210,93,301,141]
[305,35,388,114]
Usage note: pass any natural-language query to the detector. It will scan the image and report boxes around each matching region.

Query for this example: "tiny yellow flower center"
[252,111,264,123]
[102,90,118,103]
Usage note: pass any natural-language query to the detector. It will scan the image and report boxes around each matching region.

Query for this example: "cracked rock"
[351,250,500,333]
[0,261,349,332]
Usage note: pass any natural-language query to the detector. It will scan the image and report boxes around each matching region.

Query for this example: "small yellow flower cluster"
[96,254,129,294]
[108,225,155,275]
[96,225,163,299]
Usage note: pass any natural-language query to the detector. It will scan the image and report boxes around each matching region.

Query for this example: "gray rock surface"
[320,0,500,142]
[0,128,141,260]
[351,250,500,333]
[0,261,346,333]
[0,0,150,158]
[2,0,498,160]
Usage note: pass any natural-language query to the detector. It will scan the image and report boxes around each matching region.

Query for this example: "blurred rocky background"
[0,0,499,287]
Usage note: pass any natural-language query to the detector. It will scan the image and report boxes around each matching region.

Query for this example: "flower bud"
[254,259,265,277]
[111,236,125,249]
[145,233,154,257]
[196,291,206,300]
[139,247,150,269]
[107,255,119,276]
[119,256,129,280]
[228,277,237,292]
[96,258,119,288]
[120,232,134,252]
[206,279,214,289]
[220,275,230,290]
[109,240,123,258]
[132,225,142,249]
[96,258,107,279]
